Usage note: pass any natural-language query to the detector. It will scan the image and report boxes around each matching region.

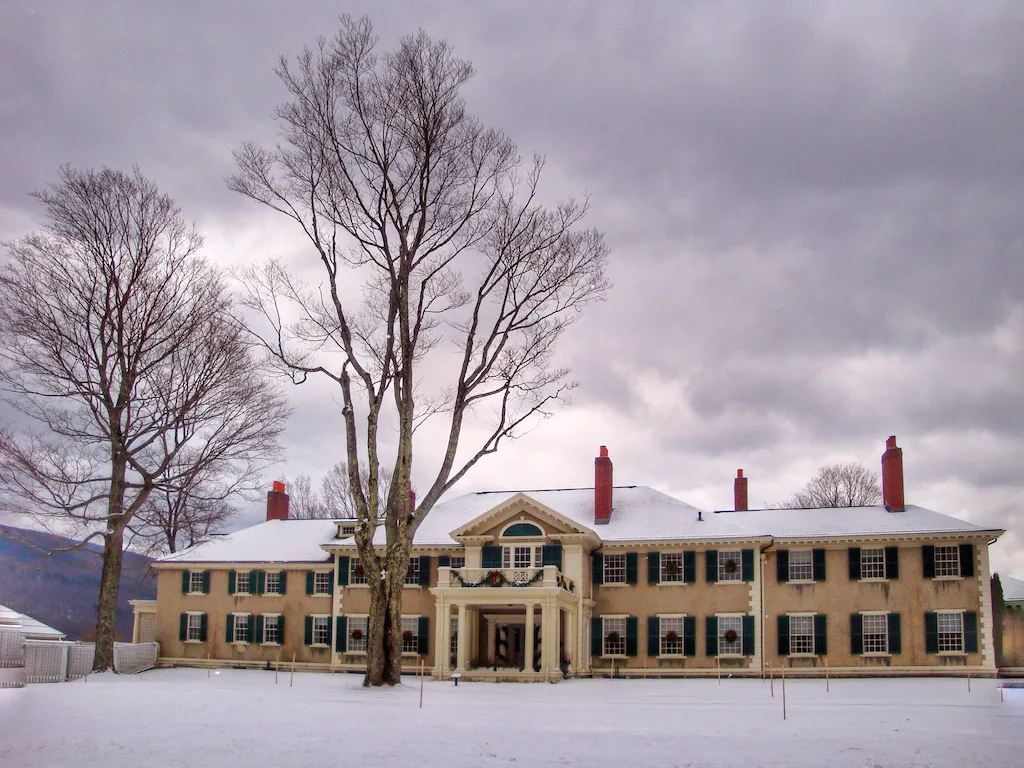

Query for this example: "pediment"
[450,493,595,542]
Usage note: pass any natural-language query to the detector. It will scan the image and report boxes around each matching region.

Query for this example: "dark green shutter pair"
[646,616,697,656]
[777,615,827,654]
[776,550,827,582]
[589,616,638,656]
[850,613,901,655]
[228,570,267,595]
[647,552,696,584]
[305,571,335,595]
[225,614,259,643]
[848,547,901,580]
[704,616,755,656]
[178,613,208,641]
[303,616,334,646]
[590,552,638,585]
[922,544,975,579]
[180,570,211,594]
[704,550,755,583]
[924,612,978,654]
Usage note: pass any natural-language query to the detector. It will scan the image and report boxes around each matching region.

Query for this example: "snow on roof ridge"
[476,485,637,495]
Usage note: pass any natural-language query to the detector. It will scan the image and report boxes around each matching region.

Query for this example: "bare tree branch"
[783,463,883,508]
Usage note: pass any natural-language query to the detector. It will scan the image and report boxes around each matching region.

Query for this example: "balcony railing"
[438,565,575,593]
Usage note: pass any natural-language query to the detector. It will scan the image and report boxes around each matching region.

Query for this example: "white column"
[524,603,535,673]
[435,600,450,676]
[456,603,469,672]
[541,601,559,674]
[567,606,577,674]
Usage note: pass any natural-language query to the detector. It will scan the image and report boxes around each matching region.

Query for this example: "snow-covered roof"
[158,519,337,564]
[0,603,65,639]
[1002,575,1024,604]
[713,504,999,540]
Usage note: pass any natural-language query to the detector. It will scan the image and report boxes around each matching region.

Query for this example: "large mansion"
[137,437,1002,681]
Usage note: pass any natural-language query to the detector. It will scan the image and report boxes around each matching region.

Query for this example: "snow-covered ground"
[2,670,1022,767]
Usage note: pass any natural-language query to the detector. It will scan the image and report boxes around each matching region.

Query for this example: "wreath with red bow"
[665,630,679,641]
[724,629,738,643]
[351,628,363,640]
[402,630,414,643]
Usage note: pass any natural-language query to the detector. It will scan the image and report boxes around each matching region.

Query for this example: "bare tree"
[784,463,882,508]
[0,166,288,670]
[229,17,608,686]
[287,462,391,519]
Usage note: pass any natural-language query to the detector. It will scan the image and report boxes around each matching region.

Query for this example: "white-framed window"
[718,615,743,655]
[603,616,627,656]
[264,572,282,595]
[660,615,684,656]
[348,615,368,653]
[400,616,419,654]
[311,616,331,646]
[934,546,961,578]
[185,612,203,642]
[405,559,420,586]
[235,571,250,596]
[349,559,368,585]
[262,614,281,645]
[788,551,813,582]
[232,613,250,644]
[937,611,964,653]
[862,613,888,654]
[313,571,333,595]
[604,554,627,584]
[189,571,205,594]
[450,615,458,658]
[718,551,742,582]
[788,615,814,655]
[502,546,543,569]
[661,553,684,583]
[861,548,885,579]
[450,555,466,570]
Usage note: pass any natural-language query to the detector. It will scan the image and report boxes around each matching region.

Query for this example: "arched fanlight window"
[502,522,543,537]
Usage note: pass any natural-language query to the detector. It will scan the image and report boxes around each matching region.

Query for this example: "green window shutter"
[705,616,719,656]
[959,544,975,578]
[592,553,604,585]
[248,571,258,595]
[850,614,863,655]
[418,617,430,655]
[254,615,264,644]
[777,550,790,583]
[419,556,431,586]
[812,549,826,582]
[888,613,901,655]
[922,545,936,579]
[304,616,313,646]
[964,612,978,653]
[591,617,603,657]
[848,548,861,580]
[278,615,286,643]
[742,616,755,656]
[179,613,187,641]
[778,615,790,656]
[248,615,256,643]
[201,571,210,594]
[337,557,350,586]
[199,614,208,642]
[257,571,266,595]
[647,617,660,656]
[705,551,718,583]
[328,572,334,596]
[228,571,236,595]
[336,616,347,653]
[625,617,638,656]
[438,555,450,567]
[326,616,333,647]
[226,614,234,643]
[813,614,827,655]
[924,612,938,653]
[741,550,755,582]
[884,547,899,579]
[683,551,696,583]
[625,553,638,585]
[648,552,661,584]
[181,571,189,594]
[542,545,563,570]
[683,616,696,656]
[481,545,502,569]
[279,571,288,594]
[305,571,314,595]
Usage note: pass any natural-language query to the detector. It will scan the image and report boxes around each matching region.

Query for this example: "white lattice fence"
[24,641,68,683]
[67,643,95,680]
[113,642,159,674]
[0,629,25,668]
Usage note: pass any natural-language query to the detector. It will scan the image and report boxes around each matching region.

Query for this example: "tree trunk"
[92,530,124,671]
[383,570,405,685]
[361,534,415,687]
[363,578,388,686]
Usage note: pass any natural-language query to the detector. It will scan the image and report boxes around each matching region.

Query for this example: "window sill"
[600,654,628,660]
[309,643,330,649]
[656,654,688,660]
[401,651,421,656]
[858,577,889,583]
[344,650,367,656]
[718,653,746,659]
[260,642,280,647]
[599,582,629,588]
[786,580,816,586]
[714,580,745,585]
[186,592,206,597]
[787,653,817,658]
[656,581,687,587]
[861,652,891,657]
[932,575,963,581]
[264,592,282,597]
[346,583,369,588]
[311,592,333,597]
[938,650,967,656]
[184,639,204,644]
[403,584,424,589]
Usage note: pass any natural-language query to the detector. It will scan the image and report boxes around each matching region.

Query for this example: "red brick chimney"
[594,446,613,525]
[734,469,748,511]
[881,436,905,512]
[267,480,290,521]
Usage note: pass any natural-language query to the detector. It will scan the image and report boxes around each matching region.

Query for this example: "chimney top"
[272,480,286,493]
[881,435,905,512]
[734,468,749,511]
[595,445,613,525]
[599,445,608,458]
[736,469,744,478]
[886,435,898,450]
[267,481,290,521]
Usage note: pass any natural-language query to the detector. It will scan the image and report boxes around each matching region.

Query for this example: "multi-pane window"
[189,572,204,594]
[861,548,885,579]
[232,614,250,644]
[862,614,888,654]
[262,615,280,644]
[400,616,419,654]
[348,616,368,653]
[604,554,627,584]
[235,571,251,595]
[788,616,814,655]
[450,556,466,570]
[186,613,203,641]
[502,546,543,569]
[718,551,742,582]
[719,616,743,655]
[405,559,420,586]
[938,612,964,652]
[661,553,684,583]
[311,616,331,646]
[312,572,333,595]
[603,617,626,656]
[934,546,961,578]
[788,551,813,581]
[449,615,459,659]
[350,559,368,585]
[660,616,684,656]
[265,572,281,595]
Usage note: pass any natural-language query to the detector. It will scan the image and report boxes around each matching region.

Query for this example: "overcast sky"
[2,1,1021,574]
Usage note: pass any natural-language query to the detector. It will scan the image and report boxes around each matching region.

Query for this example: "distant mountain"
[0,524,156,641]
